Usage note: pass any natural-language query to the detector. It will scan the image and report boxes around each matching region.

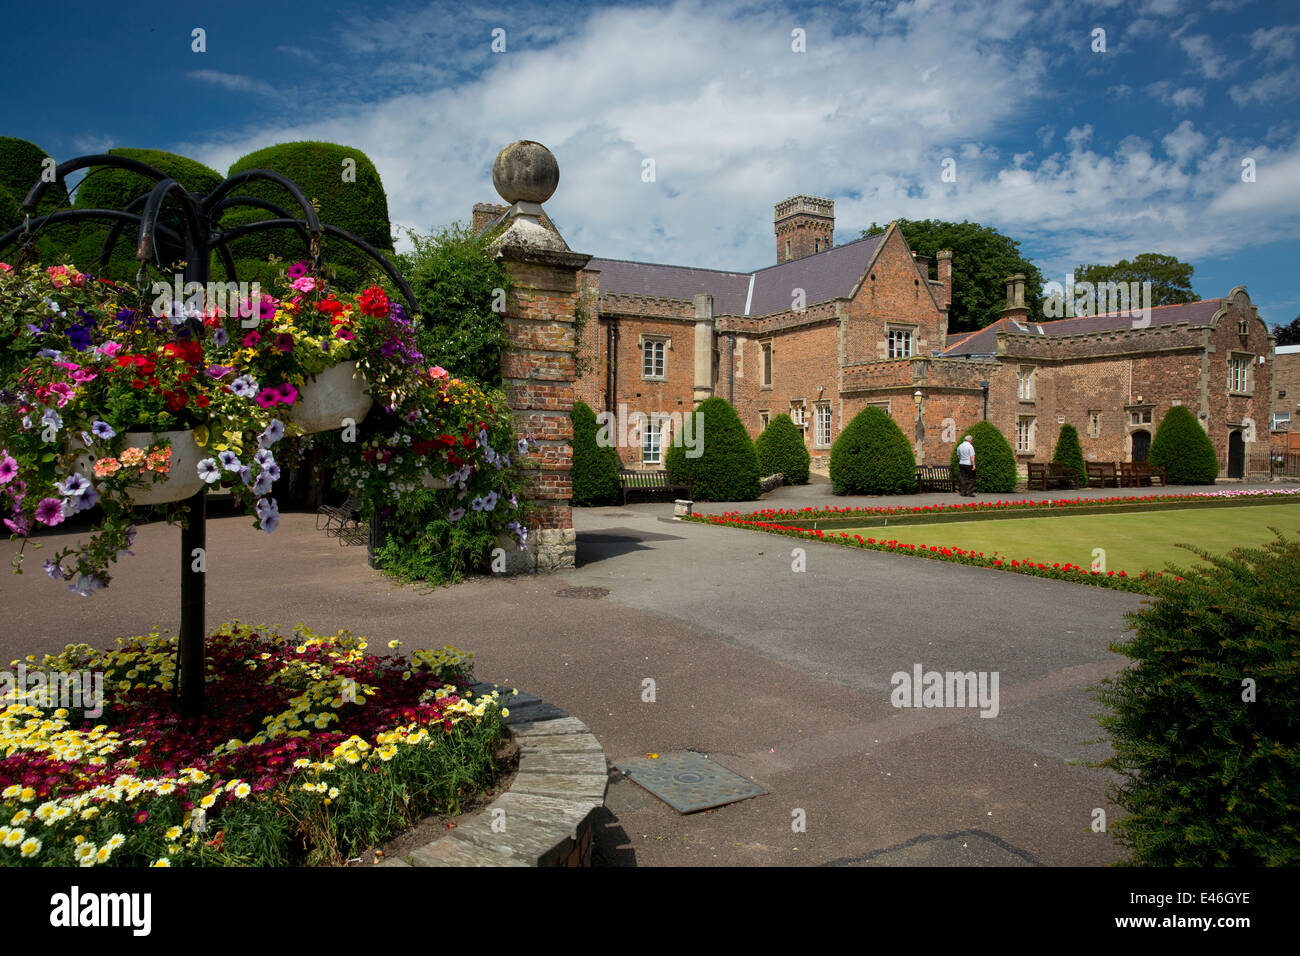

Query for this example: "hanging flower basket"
[120,430,206,505]
[288,361,373,435]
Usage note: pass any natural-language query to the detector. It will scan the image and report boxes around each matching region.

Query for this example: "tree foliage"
[948,420,1017,493]
[391,222,510,387]
[755,413,810,484]
[862,218,1044,332]
[1272,316,1300,346]
[829,406,916,495]
[1149,405,1219,484]
[1073,253,1198,308]
[0,137,78,265]
[664,397,760,501]
[570,400,622,506]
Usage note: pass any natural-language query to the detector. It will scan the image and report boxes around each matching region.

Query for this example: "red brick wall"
[841,227,945,367]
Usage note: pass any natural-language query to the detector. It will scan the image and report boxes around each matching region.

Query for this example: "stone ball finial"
[492,141,559,204]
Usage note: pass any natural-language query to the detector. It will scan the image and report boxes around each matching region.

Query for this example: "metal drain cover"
[555,586,610,599]
[616,752,767,814]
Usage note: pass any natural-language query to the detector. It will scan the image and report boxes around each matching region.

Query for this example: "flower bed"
[0,621,512,866]
[698,488,1300,530]
[700,516,1166,593]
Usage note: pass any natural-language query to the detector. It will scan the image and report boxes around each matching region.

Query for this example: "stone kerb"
[379,687,608,867]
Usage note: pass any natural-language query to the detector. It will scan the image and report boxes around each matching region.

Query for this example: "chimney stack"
[1001,273,1030,321]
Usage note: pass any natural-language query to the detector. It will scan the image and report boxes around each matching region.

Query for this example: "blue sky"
[2,0,1298,324]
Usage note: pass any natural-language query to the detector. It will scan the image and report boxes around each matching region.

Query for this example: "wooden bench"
[1028,462,1078,491]
[316,495,366,545]
[1120,461,1167,487]
[915,464,957,493]
[619,469,692,505]
[1086,462,1119,488]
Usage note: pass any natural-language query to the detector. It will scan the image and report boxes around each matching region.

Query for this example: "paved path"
[0,480,1282,866]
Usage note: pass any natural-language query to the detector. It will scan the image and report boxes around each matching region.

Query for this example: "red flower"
[358,286,390,317]
[164,390,190,412]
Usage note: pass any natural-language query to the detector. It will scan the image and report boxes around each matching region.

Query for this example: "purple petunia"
[287,262,308,279]
[71,485,99,514]
[258,419,285,448]
[43,559,63,580]
[231,375,259,399]
[91,420,116,440]
[482,491,498,511]
[69,574,105,597]
[251,471,274,496]
[218,451,242,472]
[471,497,485,512]
[256,496,278,520]
[56,473,91,498]
[34,497,65,527]
[197,458,221,484]
[447,507,465,523]
[253,449,275,469]
[212,327,229,347]
[517,438,529,455]
[4,515,31,536]
[206,365,234,379]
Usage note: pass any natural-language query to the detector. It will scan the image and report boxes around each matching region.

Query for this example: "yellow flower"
[10,810,30,826]
[328,787,339,799]
[152,858,170,867]
[75,843,97,866]
[165,826,183,841]
[1,785,20,800]
[199,794,217,810]
[105,833,126,851]
[234,783,251,799]
[96,846,112,864]
[387,640,402,649]
[20,837,40,858]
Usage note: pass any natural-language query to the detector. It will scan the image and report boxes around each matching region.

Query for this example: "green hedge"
[1052,423,1087,487]
[755,413,810,484]
[664,397,760,501]
[0,137,78,265]
[222,142,393,291]
[571,401,622,506]
[70,148,223,279]
[1095,531,1300,864]
[1149,404,1219,484]
[949,421,1017,493]
[829,406,915,495]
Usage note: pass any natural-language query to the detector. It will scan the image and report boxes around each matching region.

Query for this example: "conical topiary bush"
[755,413,810,484]
[1052,423,1087,487]
[949,420,1017,493]
[829,406,916,495]
[571,400,623,506]
[664,397,760,501]
[1149,405,1219,484]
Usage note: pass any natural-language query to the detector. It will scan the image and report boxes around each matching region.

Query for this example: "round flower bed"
[0,622,511,867]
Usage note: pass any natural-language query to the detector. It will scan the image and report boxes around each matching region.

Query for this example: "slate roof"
[586,233,887,317]
[940,299,1225,356]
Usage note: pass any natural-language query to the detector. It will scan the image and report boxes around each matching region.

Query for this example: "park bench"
[1120,461,1167,487]
[915,464,958,493]
[316,495,366,545]
[1028,462,1078,491]
[619,469,692,505]
[1086,462,1119,488]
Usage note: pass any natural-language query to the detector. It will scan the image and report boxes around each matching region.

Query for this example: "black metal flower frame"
[0,154,420,718]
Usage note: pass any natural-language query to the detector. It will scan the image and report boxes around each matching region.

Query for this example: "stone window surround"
[814,402,832,448]
[1017,364,1036,402]
[1088,409,1102,438]
[885,323,916,360]
[640,334,669,381]
[1125,403,1154,427]
[1227,351,1253,395]
[1016,415,1036,455]
[789,399,806,429]
[760,338,774,388]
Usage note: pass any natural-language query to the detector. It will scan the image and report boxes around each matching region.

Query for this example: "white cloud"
[1230,66,1300,105]
[187,70,284,100]
[1177,34,1236,80]
[1248,24,1300,61]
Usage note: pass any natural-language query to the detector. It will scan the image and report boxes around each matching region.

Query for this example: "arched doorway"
[1131,429,1151,463]
[1228,430,1245,478]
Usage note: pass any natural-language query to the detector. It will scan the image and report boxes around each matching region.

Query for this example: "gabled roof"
[940,299,1225,356]
[586,233,886,317]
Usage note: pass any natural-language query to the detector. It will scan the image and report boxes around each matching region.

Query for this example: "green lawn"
[839,503,1300,575]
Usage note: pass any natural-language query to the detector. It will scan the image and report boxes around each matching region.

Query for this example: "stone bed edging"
[377,684,608,867]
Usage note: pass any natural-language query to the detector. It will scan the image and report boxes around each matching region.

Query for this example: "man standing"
[957,434,976,496]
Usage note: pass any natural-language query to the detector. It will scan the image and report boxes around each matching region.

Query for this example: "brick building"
[476,196,1277,480]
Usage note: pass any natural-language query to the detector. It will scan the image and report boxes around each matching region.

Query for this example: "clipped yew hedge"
[949,421,1017,493]
[829,406,915,495]
[1095,531,1300,864]
[0,136,78,264]
[222,142,393,290]
[69,148,223,279]
[755,413,810,484]
[665,397,760,501]
[571,400,622,506]
[1149,404,1219,484]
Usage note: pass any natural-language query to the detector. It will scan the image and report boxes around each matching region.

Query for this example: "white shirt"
[957,440,975,466]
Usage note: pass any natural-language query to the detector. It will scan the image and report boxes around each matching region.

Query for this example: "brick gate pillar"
[486,141,591,572]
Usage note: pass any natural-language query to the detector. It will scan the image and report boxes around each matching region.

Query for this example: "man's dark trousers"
[959,464,975,495]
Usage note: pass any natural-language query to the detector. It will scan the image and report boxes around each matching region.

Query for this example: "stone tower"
[774,195,835,262]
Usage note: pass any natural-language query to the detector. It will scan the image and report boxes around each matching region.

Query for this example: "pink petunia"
[290,276,317,293]
[0,453,16,485]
